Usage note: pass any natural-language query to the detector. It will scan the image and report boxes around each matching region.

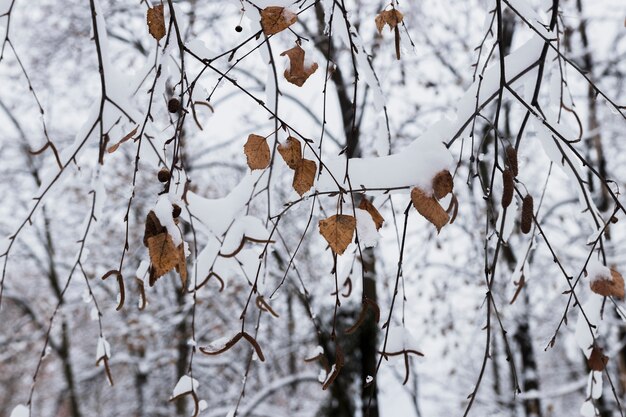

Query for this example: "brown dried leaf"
[375,9,404,34]
[359,198,384,230]
[144,211,167,247]
[108,125,139,154]
[319,214,356,255]
[147,5,166,41]
[411,187,449,233]
[588,346,609,371]
[260,6,297,36]
[293,158,316,196]
[590,269,625,299]
[147,233,179,284]
[278,136,302,169]
[243,134,270,170]
[280,44,318,87]
[432,170,453,200]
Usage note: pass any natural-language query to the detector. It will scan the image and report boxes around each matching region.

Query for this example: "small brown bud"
[521,194,534,234]
[172,204,182,218]
[157,167,170,183]
[505,146,518,177]
[501,169,514,208]
[168,98,180,113]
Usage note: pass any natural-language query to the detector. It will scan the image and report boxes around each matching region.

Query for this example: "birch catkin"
[521,194,534,234]
[501,169,514,208]
[505,145,518,177]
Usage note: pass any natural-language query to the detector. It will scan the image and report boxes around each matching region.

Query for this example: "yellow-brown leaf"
[432,170,453,200]
[244,134,270,170]
[293,158,316,196]
[147,233,180,282]
[359,198,384,230]
[319,214,356,255]
[260,7,297,36]
[411,187,449,233]
[147,5,166,41]
[375,9,404,34]
[278,136,302,169]
[280,44,318,87]
[590,269,625,299]
[588,346,609,371]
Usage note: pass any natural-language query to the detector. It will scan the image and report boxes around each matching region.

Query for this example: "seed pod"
[235,25,243,32]
[505,146,518,177]
[521,194,534,234]
[157,167,171,183]
[172,204,182,218]
[501,169,514,208]
[168,98,180,113]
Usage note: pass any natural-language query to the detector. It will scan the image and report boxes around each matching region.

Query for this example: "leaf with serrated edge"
[243,134,270,170]
[293,158,316,196]
[411,187,449,232]
[147,5,166,41]
[319,214,356,255]
[260,7,297,36]
[278,136,302,169]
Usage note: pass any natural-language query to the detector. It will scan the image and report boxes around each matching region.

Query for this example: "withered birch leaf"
[244,134,270,170]
[359,198,384,230]
[147,5,166,41]
[588,346,609,371]
[144,210,166,247]
[411,187,449,233]
[319,214,356,255]
[375,9,404,34]
[147,233,179,283]
[108,125,139,154]
[432,170,453,200]
[590,269,625,299]
[293,158,316,196]
[278,136,302,169]
[260,6,297,36]
[175,243,187,289]
[280,44,318,87]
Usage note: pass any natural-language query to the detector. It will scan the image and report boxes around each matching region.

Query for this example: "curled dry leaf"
[319,214,356,255]
[243,134,270,170]
[147,5,166,41]
[280,44,318,87]
[588,346,609,371]
[432,170,453,200]
[293,158,316,196]
[277,136,302,169]
[375,9,404,34]
[359,198,384,230]
[411,187,449,233]
[590,269,625,299]
[107,125,138,154]
[260,6,297,36]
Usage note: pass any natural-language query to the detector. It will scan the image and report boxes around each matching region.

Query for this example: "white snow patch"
[355,208,379,248]
[172,375,199,398]
[10,405,29,417]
